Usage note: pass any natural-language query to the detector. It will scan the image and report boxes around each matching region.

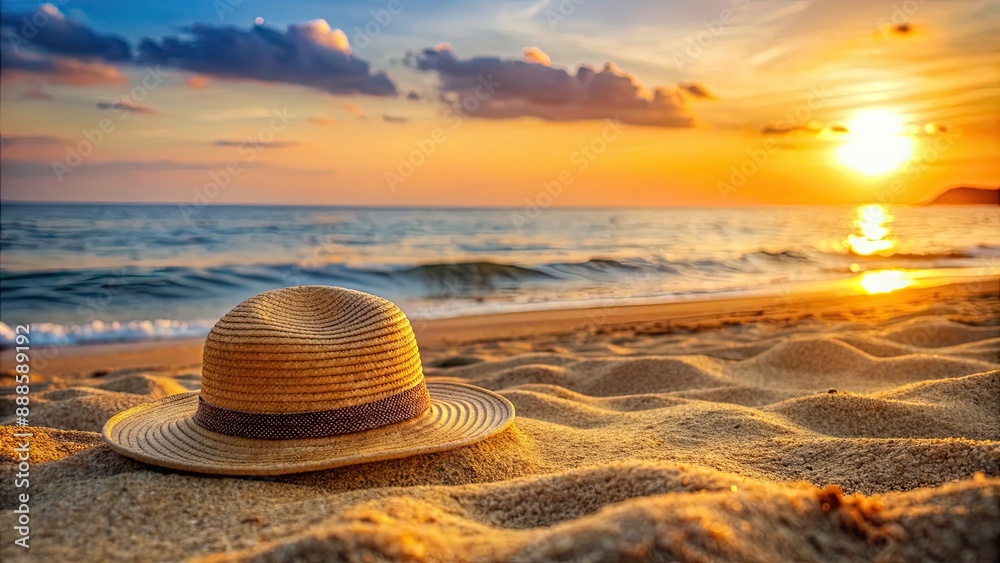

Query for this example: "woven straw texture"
[102,286,515,475]
[200,286,423,413]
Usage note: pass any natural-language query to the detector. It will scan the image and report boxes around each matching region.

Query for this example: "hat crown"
[199,286,424,415]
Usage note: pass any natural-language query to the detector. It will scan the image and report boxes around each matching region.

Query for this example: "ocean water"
[1,203,997,347]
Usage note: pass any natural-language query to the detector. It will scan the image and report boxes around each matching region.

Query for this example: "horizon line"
[0,199,955,209]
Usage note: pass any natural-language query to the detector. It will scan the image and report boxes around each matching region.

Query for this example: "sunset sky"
[1,0,997,206]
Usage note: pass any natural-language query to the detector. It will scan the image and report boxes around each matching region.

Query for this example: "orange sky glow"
[1,0,997,206]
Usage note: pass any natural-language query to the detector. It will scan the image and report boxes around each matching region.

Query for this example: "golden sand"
[1,283,998,561]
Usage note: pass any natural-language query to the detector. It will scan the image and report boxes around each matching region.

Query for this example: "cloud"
[212,140,299,148]
[342,102,368,121]
[137,20,397,96]
[678,81,716,99]
[406,90,421,101]
[382,115,408,123]
[306,116,336,126]
[201,106,277,122]
[761,122,826,135]
[2,7,397,98]
[0,48,126,85]
[20,86,52,100]
[522,46,551,66]
[761,124,807,135]
[0,134,65,147]
[0,158,268,179]
[96,101,155,114]
[406,46,695,127]
[186,75,210,89]
[0,6,128,86]
[890,22,913,35]
[0,5,131,61]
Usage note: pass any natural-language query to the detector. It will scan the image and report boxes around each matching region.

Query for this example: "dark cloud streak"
[1,7,397,97]
[0,134,65,147]
[0,47,126,85]
[137,20,397,96]
[0,5,130,61]
[212,140,300,147]
[678,81,716,99]
[407,46,696,127]
[96,101,155,114]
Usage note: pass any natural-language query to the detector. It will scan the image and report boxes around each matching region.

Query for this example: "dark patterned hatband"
[192,384,432,440]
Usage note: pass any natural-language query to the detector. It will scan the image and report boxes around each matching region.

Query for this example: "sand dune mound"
[566,357,727,396]
[744,338,879,375]
[932,338,1000,364]
[833,336,916,357]
[497,389,632,428]
[440,353,577,379]
[649,403,803,448]
[450,461,741,529]
[94,373,191,397]
[839,332,1000,362]
[872,371,1000,438]
[669,385,794,407]
[275,426,542,492]
[765,391,990,439]
[863,355,998,386]
[686,341,775,360]
[469,356,727,397]
[882,319,1000,348]
[735,337,995,392]
[470,364,573,390]
[880,370,999,404]
[500,383,687,412]
[0,388,151,433]
[759,437,1000,494]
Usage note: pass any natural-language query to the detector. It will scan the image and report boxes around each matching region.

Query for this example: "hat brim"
[102,381,514,476]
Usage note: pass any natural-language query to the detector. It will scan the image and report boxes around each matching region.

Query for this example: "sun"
[835,109,914,175]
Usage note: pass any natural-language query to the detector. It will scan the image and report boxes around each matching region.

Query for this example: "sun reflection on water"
[846,204,895,256]
[859,270,914,294]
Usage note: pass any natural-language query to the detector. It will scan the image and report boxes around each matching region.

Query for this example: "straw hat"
[102,286,514,475]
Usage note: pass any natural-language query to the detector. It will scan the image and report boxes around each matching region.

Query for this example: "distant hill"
[925,187,999,205]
